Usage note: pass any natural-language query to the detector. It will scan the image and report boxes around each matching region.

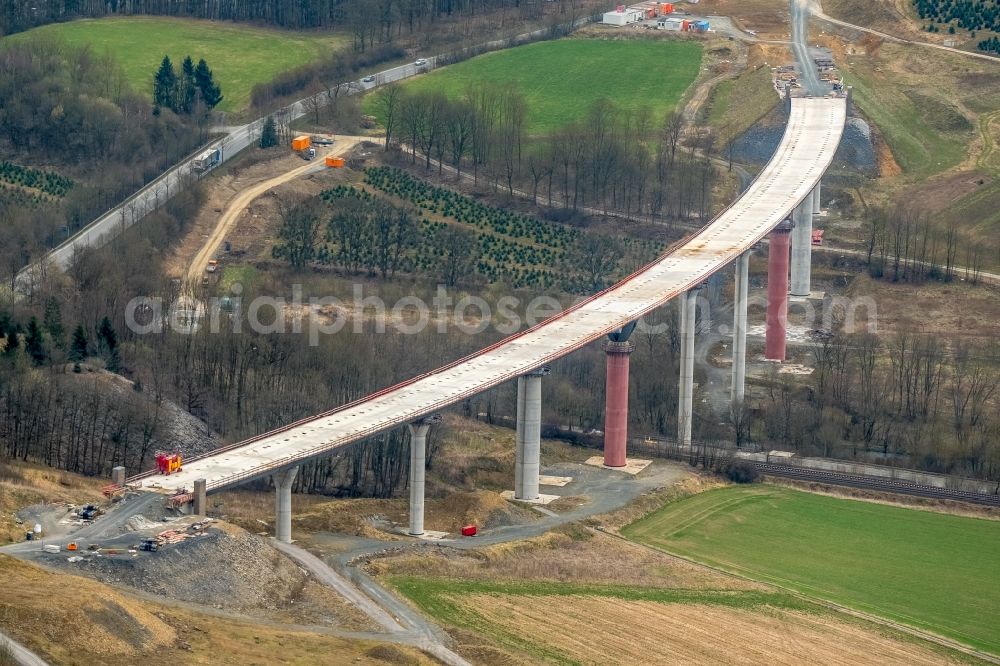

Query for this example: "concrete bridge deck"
[138,96,846,495]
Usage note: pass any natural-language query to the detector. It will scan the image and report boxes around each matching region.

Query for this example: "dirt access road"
[184,135,364,288]
[0,630,49,666]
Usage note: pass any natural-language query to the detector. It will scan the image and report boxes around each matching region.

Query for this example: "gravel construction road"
[184,136,363,287]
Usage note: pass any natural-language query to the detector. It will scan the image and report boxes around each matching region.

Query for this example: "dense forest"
[0,40,203,275]
[0,0,588,40]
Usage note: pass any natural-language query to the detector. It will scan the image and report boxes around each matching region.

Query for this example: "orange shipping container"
[661,2,673,13]
[291,135,311,151]
[681,19,690,30]
[325,156,345,168]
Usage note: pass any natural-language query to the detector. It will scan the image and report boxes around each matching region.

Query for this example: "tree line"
[1,0,585,42]
[863,205,991,286]
[375,85,720,224]
[756,332,1000,482]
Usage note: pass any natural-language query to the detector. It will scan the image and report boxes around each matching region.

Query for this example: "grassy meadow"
[5,17,347,112]
[380,38,703,134]
[623,484,1000,654]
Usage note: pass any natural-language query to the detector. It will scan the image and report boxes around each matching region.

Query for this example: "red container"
[461,525,478,537]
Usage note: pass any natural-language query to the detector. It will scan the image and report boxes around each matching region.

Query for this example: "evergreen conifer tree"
[153,55,177,110]
[194,58,223,109]
[260,116,279,148]
[25,317,47,366]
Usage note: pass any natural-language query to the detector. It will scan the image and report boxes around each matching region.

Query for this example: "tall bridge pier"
[406,416,439,536]
[790,195,814,297]
[766,220,794,361]
[274,466,299,543]
[731,250,752,412]
[515,367,548,500]
[677,286,701,447]
[603,323,637,467]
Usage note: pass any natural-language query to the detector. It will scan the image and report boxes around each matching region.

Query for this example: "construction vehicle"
[206,259,219,273]
[139,538,158,552]
[78,504,98,520]
[155,451,183,475]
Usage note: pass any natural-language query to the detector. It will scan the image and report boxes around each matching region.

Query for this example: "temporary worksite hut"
[602,6,644,24]
[657,17,683,29]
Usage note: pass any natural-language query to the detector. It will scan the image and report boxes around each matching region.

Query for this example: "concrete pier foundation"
[765,220,793,361]
[111,466,126,487]
[273,466,299,543]
[790,196,814,297]
[678,287,700,447]
[731,251,751,410]
[515,367,548,500]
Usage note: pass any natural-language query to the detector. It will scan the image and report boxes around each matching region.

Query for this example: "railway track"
[753,462,1000,507]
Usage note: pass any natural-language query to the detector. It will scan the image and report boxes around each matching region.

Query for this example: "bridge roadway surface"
[139,96,847,495]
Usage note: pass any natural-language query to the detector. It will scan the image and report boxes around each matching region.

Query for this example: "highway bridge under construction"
[130,95,848,539]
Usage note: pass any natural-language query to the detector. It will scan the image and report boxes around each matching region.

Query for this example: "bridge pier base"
[515,367,548,500]
[731,251,751,411]
[766,220,794,361]
[678,287,700,447]
[111,466,126,487]
[273,466,299,543]
[193,478,207,517]
[812,182,821,215]
[790,197,814,297]
[603,330,635,467]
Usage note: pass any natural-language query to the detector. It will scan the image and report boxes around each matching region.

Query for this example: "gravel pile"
[73,527,307,612]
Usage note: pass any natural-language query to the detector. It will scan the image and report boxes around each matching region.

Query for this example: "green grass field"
[383,38,702,134]
[846,67,969,177]
[623,485,1000,655]
[5,17,347,112]
[706,65,779,136]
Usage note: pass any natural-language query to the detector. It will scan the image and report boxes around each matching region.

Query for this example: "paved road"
[791,0,826,96]
[0,631,49,666]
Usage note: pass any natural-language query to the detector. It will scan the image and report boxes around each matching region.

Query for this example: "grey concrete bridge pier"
[730,251,751,410]
[515,367,549,500]
[407,415,440,536]
[678,287,701,447]
[194,478,207,517]
[790,194,815,297]
[273,466,299,543]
